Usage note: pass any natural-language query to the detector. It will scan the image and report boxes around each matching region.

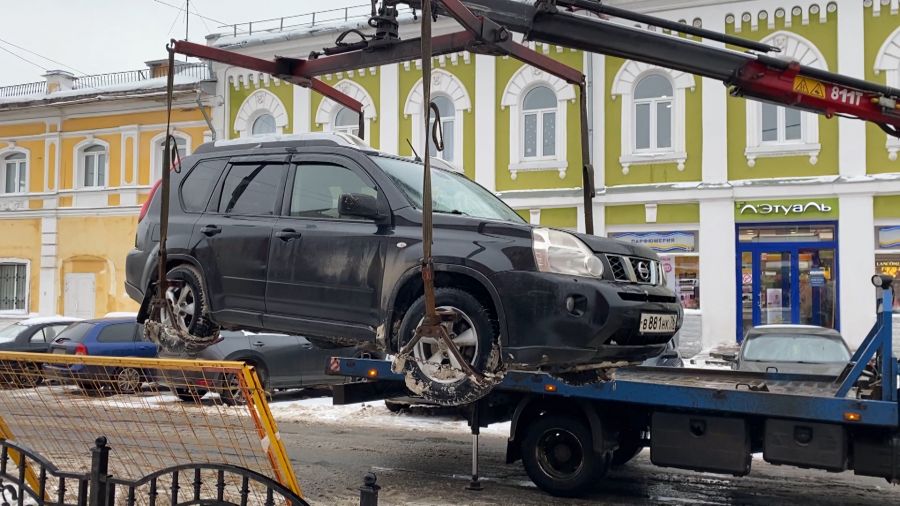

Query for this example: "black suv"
[126,133,681,403]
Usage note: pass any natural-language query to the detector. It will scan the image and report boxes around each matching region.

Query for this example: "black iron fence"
[0,437,308,506]
[0,63,210,98]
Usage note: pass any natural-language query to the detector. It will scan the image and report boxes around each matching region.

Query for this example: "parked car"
[730,325,851,376]
[43,318,157,393]
[0,316,80,386]
[126,133,682,404]
[0,317,80,353]
[156,330,380,404]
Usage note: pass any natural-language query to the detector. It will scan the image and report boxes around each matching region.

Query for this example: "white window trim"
[315,79,377,141]
[149,131,192,183]
[0,258,29,316]
[74,138,110,189]
[501,66,575,180]
[874,26,900,161]
[404,69,471,166]
[0,145,30,196]
[745,31,825,166]
[234,89,289,138]
[612,63,694,175]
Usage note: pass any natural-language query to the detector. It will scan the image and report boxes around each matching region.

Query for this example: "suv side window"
[97,323,138,343]
[180,158,228,213]
[218,163,287,216]
[290,163,377,220]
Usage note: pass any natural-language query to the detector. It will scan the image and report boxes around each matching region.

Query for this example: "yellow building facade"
[0,63,215,321]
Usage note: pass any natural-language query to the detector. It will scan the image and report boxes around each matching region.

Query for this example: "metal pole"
[359,473,380,506]
[466,401,483,491]
[88,437,110,506]
[420,0,438,323]
[578,83,594,235]
[156,46,177,309]
[185,0,190,61]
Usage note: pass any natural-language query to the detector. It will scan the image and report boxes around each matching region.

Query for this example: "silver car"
[733,325,851,376]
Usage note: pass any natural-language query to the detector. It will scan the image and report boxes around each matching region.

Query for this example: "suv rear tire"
[395,288,499,406]
[163,265,218,339]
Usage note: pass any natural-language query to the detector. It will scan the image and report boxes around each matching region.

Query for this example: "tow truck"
[144,0,900,496]
[329,276,898,497]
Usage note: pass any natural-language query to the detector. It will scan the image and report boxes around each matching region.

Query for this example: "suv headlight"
[532,228,604,278]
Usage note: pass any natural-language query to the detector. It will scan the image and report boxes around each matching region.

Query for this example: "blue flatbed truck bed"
[328,279,900,497]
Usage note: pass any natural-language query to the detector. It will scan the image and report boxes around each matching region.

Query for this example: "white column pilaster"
[839,194,875,348]
[293,84,311,134]
[590,53,605,190]
[475,54,496,191]
[39,217,58,315]
[379,63,399,153]
[699,199,736,348]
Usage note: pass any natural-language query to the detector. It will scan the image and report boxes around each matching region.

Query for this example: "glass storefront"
[736,223,838,341]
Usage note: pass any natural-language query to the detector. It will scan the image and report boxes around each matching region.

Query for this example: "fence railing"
[0,81,47,98]
[221,3,376,37]
[0,63,210,98]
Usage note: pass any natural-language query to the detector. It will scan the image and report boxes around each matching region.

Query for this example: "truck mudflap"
[853,431,900,483]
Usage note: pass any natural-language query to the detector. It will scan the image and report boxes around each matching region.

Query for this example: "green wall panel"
[865,7,900,174]
[228,81,293,139]
[540,207,578,229]
[605,203,699,226]
[875,195,900,219]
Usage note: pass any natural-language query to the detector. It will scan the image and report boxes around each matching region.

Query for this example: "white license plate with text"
[639,313,677,334]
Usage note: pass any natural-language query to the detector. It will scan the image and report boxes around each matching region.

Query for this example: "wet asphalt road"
[278,408,897,506]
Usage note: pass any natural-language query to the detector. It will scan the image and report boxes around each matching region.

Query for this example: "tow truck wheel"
[521,414,609,497]
[395,288,499,406]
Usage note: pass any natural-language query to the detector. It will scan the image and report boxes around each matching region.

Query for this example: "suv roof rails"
[193,132,373,155]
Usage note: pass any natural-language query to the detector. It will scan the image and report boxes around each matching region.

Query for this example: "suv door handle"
[252,341,265,347]
[275,229,301,241]
[200,225,222,237]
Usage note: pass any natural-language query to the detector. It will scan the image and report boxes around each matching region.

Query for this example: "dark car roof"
[744,325,843,340]
[191,133,376,157]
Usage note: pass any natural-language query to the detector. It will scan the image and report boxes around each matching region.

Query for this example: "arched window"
[151,134,190,182]
[633,74,673,151]
[80,144,107,188]
[251,114,276,136]
[429,95,455,162]
[333,107,361,137]
[611,61,693,174]
[2,152,26,194]
[522,86,557,159]
[745,31,825,166]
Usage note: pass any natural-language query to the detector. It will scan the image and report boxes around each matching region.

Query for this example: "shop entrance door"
[736,224,838,340]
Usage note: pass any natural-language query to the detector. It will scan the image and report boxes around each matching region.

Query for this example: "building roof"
[0,63,212,109]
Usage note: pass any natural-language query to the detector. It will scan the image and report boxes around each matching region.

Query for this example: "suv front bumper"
[490,271,682,371]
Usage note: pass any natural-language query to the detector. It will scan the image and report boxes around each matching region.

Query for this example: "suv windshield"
[0,324,25,343]
[374,156,525,223]
[742,334,850,363]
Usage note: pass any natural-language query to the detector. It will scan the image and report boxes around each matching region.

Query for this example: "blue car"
[44,318,157,393]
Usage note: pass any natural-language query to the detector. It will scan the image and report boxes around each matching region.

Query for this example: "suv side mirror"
[339,193,380,220]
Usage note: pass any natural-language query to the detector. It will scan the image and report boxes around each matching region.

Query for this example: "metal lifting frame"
[173,0,598,231]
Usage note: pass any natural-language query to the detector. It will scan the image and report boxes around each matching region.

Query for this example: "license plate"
[639,313,677,334]
[52,348,67,355]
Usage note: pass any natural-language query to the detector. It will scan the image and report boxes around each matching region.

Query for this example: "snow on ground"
[267,395,512,437]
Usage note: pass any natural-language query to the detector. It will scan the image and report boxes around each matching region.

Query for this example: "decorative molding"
[233,89,289,138]
[612,61,694,174]
[0,144,31,196]
[404,69,471,164]
[149,130,192,182]
[314,79,377,138]
[501,65,575,179]
[745,31,825,165]
[875,25,900,160]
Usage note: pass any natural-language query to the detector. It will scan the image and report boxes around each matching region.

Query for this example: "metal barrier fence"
[0,352,300,505]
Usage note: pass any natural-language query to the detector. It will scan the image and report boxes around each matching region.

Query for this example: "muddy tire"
[162,264,218,340]
[521,415,609,497]
[394,288,499,406]
[611,428,644,467]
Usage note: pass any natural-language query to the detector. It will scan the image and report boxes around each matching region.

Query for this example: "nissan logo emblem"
[636,261,651,281]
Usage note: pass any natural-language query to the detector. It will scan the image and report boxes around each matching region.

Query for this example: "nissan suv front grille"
[604,254,660,285]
